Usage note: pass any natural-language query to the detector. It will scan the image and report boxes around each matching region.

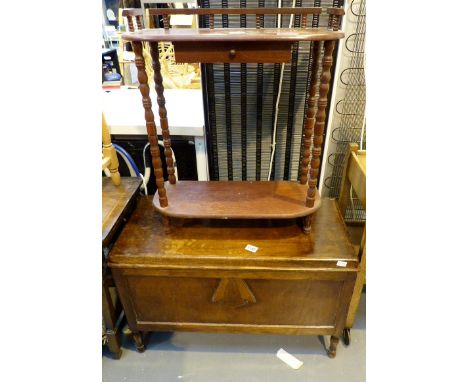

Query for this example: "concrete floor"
[103,293,365,382]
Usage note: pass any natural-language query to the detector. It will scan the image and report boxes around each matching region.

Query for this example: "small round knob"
[229,49,236,58]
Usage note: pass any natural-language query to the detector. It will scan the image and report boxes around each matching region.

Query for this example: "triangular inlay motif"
[211,278,256,308]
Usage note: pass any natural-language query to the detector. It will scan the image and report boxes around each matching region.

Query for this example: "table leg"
[132,331,145,353]
[327,336,339,358]
[102,282,122,359]
[302,215,312,234]
[106,329,122,359]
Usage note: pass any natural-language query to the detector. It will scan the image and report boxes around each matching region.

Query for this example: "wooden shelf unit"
[153,180,321,219]
[122,7,345,232]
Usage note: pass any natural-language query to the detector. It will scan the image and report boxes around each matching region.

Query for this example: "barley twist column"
[132,41,168,207]
[149,42,176,185]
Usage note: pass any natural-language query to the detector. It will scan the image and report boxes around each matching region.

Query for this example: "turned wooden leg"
[161,215,171,232]
[132,331,145,353]
[132,41,168,208]
[149,42,176,185]
[102,280,122,359]
[305,40,336,208]
[300,41,320,185]
[342,328,351,346]
[302,215,312,234]
[106,330,122,359]
[327,335,339,358]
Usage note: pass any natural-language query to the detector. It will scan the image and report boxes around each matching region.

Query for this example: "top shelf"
[121,28,345,43]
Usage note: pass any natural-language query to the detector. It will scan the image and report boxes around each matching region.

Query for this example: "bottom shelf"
[153,181,321,219]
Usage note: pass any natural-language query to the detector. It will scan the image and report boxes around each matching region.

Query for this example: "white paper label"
[336,261,347,267]
[276,348,304,370]
[245,244,258,253]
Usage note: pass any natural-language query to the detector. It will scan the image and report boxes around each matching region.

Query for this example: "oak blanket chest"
[109,196,357,358]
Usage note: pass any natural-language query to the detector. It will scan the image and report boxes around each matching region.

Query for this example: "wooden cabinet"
[110,197,357,357]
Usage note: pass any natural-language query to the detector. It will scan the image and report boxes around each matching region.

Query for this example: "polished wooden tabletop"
[122,28,344,43]
[102,177,142,247]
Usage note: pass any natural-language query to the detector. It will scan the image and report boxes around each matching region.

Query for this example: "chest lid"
[109,197,357,272]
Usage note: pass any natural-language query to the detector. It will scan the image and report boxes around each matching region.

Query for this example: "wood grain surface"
[122,28,344,43]
[109,196,357,268]
[102,177,141,246]
[152,181,322,219]
[173,41,292,63]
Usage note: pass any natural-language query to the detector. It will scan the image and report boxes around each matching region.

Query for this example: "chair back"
[338,143,366,217]
[102,113,121,186]
[122,8,145,31]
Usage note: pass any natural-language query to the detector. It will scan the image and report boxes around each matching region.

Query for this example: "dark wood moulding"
[122,28,344,43]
